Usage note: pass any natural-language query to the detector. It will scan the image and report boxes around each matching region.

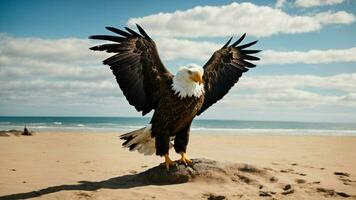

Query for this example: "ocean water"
[0,116,356,135]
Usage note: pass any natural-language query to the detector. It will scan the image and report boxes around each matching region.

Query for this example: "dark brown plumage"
[90,25,171,115]
[89,25,260,165]
[198,33,260,115]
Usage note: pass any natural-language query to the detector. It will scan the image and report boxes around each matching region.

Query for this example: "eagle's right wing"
[197,34,260,115]
[90,25,172,115]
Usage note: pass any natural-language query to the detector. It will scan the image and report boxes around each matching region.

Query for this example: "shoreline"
[2,128,356,136]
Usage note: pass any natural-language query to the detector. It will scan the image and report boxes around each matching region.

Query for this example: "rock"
[134,158,272,185]
[282,184,294,195]
[135,158,220,184]
[283,184,291,191]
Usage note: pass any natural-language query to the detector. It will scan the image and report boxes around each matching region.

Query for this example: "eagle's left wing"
[89,25,172,115]
[197,34,260,115]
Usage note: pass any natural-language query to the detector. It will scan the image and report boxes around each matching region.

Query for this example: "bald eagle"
[90,25,260,169]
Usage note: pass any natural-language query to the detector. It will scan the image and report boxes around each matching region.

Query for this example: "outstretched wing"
[197,34,260,115]
[89,25,172,115]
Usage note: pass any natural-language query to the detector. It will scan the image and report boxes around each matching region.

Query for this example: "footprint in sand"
[280,168,307,176]
[259,191,272,197]
[334,171,355,186]
[298,173,307,176]
[280,168,294,173]
[295,178,306,184]
[129,170,138,174]
[316,187,351,198]
[269,176,278,183]
[334,172,350,177]
[76,192,93,199]
[202,193,226,200]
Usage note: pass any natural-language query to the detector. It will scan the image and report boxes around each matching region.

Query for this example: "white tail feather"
[120,125,173,156]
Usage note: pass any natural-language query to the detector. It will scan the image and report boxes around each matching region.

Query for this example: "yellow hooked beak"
[190,72,204,83]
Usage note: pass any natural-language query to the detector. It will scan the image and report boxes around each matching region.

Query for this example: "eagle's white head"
[172,64,204,99]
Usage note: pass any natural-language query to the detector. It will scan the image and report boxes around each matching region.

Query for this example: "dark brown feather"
[106,27,133,38]
[89,35,125,43]
[237,40,258,49]
[222,36,233,48]
[197,34,260,115]
[89,25,172,116]
[125,27,141,37]
[240,49,261,54]
[232,33,246,46]
[136,24,152,40]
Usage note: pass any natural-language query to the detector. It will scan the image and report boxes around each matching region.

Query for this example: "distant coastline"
[0,116,355,135]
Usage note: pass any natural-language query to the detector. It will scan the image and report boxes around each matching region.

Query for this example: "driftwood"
[0,128,34,137]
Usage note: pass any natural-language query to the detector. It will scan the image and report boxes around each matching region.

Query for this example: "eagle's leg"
[155,130,175,170]
[174,124,192,165]
[179,152,192,165]
[161,154,176,170]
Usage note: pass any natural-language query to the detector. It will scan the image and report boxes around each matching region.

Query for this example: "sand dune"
[0,132,355,199]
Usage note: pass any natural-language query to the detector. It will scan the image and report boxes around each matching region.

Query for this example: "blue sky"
[0,0,355,122]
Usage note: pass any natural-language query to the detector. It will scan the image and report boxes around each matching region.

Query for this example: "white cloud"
[240,74,356,93]
[127,2,355,38]
[295,0,344,8]
[199,73,356,122]
[156,37,220,61]
[1,35,356,121]
[314,11,355,24]
[216,73,356,109]
[0,34,106,64]
[275,0,287,8]
[157,37,356,65]
[0,35,121,108]
[261,47,356,64]
[148,35,356,65]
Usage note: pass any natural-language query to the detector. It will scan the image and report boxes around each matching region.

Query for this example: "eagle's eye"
[187,70,192,75]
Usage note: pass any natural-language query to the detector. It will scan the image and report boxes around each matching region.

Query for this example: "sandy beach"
[0,131,355,199]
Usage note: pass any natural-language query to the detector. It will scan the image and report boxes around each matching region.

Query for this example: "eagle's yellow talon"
[178,152,193,165]
[161,154,176,170]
